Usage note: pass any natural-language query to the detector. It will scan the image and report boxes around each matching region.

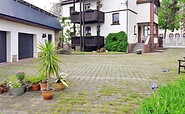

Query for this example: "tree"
[159,0,181,39]
[49,3,61,18]
[60,17,72,48]
[180,0,185,29]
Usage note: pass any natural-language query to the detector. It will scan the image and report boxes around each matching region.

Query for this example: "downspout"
[80,0,82,51]
[126,0,129,53]
[73,0,76,36]
[97,0,100,50]
[82,0,85,51]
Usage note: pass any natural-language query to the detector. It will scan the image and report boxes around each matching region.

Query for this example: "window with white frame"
[85,26,91,36]
[154,4,158,15]
[112,13,119,24]
[85,3,91,10]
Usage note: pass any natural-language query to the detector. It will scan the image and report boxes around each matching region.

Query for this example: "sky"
[24,0,59,11]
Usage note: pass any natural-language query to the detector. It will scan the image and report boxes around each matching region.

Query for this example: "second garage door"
[0,31,6,63]
[18,33,33,60]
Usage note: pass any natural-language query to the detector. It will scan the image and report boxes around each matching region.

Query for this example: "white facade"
[0,19,56,62]
[61,0,160,52]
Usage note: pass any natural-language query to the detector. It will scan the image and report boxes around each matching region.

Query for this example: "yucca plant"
[37,40,61,91]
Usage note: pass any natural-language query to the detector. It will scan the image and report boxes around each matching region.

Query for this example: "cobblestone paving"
[0,49,184,114]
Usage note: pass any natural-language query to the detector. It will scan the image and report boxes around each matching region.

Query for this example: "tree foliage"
[159,0,181,32]
[105,31,128,52]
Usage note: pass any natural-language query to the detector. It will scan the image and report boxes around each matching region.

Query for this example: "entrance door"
[18,33,33,59]
[138,26,141,43]
[0,31,6,63]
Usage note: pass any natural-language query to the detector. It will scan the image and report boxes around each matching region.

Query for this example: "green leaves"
[37,41,61,89]
[105,31,128,52]
[138,77,185,113]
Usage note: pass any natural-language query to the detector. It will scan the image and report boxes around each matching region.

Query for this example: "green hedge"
[105,31,128,52]
[138,77,185,114]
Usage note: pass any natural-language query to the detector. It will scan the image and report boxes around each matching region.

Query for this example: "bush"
[138,78,185,113]
[105,31,128,52]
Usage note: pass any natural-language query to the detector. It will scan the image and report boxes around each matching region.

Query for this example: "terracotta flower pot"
[40,82,47,91]
[0,87,3,94]
[32,83,40,91]
[42,89,54,100]
[56,82,65,91]
[2,87,8,93]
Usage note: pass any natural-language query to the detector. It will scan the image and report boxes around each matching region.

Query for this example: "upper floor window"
[112,13,119,25]
[85,3,91,10]
[154,4,158,15]
[70,6,74,15]
[85,26,91,36]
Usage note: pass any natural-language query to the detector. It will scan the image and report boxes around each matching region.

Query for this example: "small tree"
[37,41,61,90]
[105,31,128,52]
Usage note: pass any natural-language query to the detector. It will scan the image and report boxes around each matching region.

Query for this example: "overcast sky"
[24,0,59,11]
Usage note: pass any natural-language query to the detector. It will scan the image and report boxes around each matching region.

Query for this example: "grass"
[71,50,125,55]
[138,75,185,114]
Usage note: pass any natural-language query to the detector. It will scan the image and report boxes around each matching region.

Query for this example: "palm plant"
[37,40,61,90]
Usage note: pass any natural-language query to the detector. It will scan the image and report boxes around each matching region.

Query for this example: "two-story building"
[61,0,160,53]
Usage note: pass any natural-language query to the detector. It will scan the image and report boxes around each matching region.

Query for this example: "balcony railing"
[71,35,104,51]
[71,10,105,24]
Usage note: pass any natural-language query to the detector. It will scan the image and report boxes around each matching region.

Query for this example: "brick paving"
[0,49,184,114]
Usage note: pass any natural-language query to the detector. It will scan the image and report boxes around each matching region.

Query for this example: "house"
[0,0,62,63]
[60,0,160,52]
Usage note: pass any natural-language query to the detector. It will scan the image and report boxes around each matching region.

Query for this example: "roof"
[0,0,62,30]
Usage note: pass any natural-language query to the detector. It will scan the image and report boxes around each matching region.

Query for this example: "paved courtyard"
[0,49,184,114]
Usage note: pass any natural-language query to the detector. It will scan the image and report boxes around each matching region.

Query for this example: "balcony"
[71,10,105,24]
[71,36,104,51]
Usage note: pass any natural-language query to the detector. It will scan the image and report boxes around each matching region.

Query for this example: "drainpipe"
[82,0,85,51]
[97,0,100,50]
[126,0,128,36]
[80,0,82,51]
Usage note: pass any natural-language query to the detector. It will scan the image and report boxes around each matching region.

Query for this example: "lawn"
[0,49,183,114]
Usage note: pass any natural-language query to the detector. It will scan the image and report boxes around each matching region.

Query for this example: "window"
[85,3,91,10]
[70,6,74,15]
[134,25,136,35]
[154,25,156,34]
[112,13,119,25]
[85,26,91,36]
[143,26,150,37]
[154,4,158,15]
[48,34,52,42]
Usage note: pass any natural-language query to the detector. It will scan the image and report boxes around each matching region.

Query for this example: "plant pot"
[40,82,47,91]
[8,85,25,96]
[2,86,8,93]
[56,82,65,91]
[32,83,40,91]
[0,87,3,94]
[42,89,54,100]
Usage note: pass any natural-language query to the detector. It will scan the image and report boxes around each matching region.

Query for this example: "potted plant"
[37,41,61,100]
[0,81,8,93]
[55,72,69,91]
[26,76,41,91]
[136,49,142,54]
[39,74,48,91]
[8,75,25,96]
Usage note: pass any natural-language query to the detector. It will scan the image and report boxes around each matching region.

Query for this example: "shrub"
[138,78,185,113]
[105,31,128,52]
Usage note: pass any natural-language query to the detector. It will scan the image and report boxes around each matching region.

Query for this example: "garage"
[18,33,33,60]
[0,31,6,63]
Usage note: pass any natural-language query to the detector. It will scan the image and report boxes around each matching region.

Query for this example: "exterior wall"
[0,19,55,62]
[128,11,137,43]
[137,3,150,23]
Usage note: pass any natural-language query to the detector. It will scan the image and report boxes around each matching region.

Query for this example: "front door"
[138,26,141,43]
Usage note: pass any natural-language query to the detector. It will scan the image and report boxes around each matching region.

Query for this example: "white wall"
[137,3,150,23]
[128,11,137,43]
[0,19,55,62]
